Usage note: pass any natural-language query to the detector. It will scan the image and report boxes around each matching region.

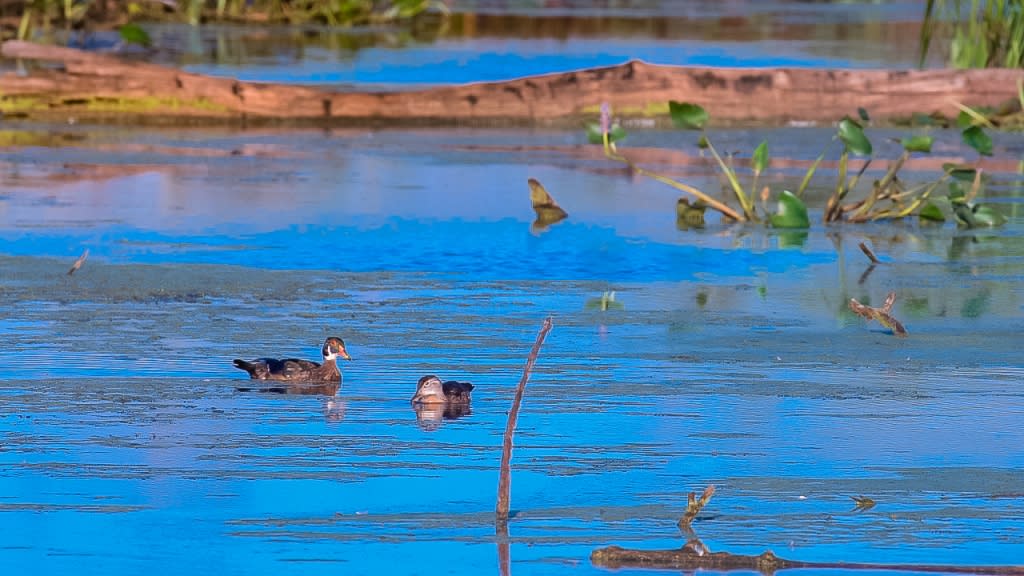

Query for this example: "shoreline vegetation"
[3,40,1024,127]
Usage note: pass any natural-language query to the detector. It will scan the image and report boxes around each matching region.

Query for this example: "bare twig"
[678,485,716,528]
[849,291,908,336]
[67,248,89,276]
[857,242,881,265]
[496,316,554,522]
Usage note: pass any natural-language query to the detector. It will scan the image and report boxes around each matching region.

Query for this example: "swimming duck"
[233,337,351,383]
[411,375,474,405]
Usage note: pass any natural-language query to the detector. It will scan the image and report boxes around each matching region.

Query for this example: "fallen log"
[2,40,1023,126]
[590,545,1024,574]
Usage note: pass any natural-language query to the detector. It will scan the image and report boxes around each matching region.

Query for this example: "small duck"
[233,337,351,383]
[411,375,474,405]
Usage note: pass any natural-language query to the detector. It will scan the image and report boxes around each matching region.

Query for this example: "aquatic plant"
[6,0,447,41]
[589,102,1008,231]
[920,0,1024,68]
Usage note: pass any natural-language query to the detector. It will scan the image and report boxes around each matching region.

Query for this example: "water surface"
[1,124,1023,575]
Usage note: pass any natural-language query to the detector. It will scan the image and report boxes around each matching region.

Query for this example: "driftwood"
[849,291,908,336]
[3,40,1024,125]
[591,546,1024,574]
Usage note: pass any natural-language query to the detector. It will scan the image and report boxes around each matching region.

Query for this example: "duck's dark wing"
[232,357,321,380]
[267,358,321,378]
[441,381,474,403]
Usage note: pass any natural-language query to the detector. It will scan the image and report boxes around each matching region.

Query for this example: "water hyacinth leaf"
[962,125,993,156]
[952,203,978,227]
[769,190,810,229]
[857,107,871,122]
[919,202,946,222]
[972,204,1007,227]
[752,140,769,174]
[901,135,933,154]
[943,163,978,182]
[585,123,626,145]
[956,109,973,129]
[838,117,872,156]
[669,101,708,130]
[118,23,152,47]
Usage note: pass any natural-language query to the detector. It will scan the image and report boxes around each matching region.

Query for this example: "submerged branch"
[849,291,908,336]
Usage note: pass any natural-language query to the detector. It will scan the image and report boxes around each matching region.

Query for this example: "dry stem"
[496,316,554,522]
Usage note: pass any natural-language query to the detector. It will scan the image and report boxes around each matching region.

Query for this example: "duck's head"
[322,337,352,362]
[411,375,445,404]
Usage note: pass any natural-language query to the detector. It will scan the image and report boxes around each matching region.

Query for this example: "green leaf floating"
[669,101,708,130]
[901,135,933,154]
[919,202,946,222]
[770,190,810,229]
[586,123,626,145]
[838,117,872,156]
[962,125,993,156]
[972,204,1007,227]
[118,23,151,47]
[752,140,769,174]
[943,163,978,183]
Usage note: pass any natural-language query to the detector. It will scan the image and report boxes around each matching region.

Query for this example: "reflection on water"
[413,402,474,431]
[1,124,1023,574]
[69,0,934,88]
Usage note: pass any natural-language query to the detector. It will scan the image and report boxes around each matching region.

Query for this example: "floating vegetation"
[851,495,877,512]
[849,291,908,337]
[528,178,568,233]
[589,102,1008,230]
[584,291,624,312]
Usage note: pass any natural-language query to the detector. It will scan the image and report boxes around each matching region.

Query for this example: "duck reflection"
[236,383,346,423]
[412,401,473,431]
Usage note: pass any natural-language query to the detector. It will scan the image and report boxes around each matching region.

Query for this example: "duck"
[233,337,351,384]
[411,375,474,405]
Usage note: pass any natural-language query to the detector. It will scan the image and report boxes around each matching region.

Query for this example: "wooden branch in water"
[677,485,715,528]
[4,40,1024,125]
[849,291,908,336]
[496,316,554,522]
[591,546,1024,574]
[858,241,881,265]
[67,248,89,276]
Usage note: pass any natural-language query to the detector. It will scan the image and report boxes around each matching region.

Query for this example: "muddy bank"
[2,40,1023,126]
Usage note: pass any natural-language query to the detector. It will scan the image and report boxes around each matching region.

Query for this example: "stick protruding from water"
[496,316,554,523]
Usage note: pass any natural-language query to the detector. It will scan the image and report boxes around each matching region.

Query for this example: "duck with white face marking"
[411,375,474,405]
[232,337,352,384]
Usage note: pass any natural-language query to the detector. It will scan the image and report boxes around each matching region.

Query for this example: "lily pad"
[901,135,933,154]
[669,101,708,130]
[838,117,872,156]
[962,125,993,156]
[769,190,810,229]
[586,122,627,145]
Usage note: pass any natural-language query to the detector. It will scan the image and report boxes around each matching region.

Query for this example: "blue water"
[1,125,1024,575]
